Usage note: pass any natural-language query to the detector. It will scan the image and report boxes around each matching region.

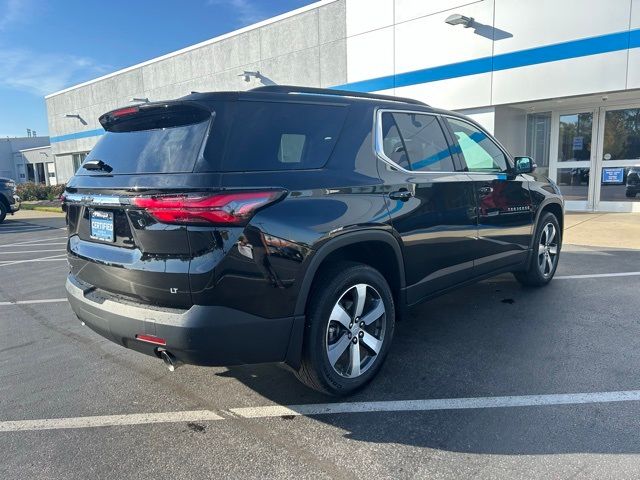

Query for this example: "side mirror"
[514,156,536,174]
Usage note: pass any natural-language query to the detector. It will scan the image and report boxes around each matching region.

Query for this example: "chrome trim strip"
[64,193,122,206]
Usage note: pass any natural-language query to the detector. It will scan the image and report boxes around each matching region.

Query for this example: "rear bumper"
[66,274,302,367]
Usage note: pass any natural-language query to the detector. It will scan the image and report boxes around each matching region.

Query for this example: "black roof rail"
[250,85,429,107]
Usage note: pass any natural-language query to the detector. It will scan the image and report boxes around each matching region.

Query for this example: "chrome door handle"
[389,190,413,201]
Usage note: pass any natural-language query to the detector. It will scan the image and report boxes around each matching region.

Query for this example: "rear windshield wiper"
[83,159,113,173]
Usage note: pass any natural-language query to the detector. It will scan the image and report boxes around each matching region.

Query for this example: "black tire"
[295,261,395,396]
[626,191,636,198]
[514,212,561,287]
[0,201,7,224]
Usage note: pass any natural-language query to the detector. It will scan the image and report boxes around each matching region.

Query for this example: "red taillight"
[135,334,166,346]
[111,106,139,118]
[131,191,283,225]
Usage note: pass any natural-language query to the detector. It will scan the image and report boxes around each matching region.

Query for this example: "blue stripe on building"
[50,128,104,143]
[333,28,640,93]
[51,28,640,144]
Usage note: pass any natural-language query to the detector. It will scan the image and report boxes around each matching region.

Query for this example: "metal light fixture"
[65,114,88,125]
[445,14,474,28]
[239,70,262,82]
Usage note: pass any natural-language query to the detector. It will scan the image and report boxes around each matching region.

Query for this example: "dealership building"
[0,136,53,184]
[45,0,640,212]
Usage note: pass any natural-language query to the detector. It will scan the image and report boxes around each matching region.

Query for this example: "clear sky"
[0,0,315,138]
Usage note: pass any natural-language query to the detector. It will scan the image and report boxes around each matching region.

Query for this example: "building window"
[72,152,88,172]
[526,112,551,177]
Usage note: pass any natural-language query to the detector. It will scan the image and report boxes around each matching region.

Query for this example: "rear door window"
[214,101,348,172]
[381,112,456,172]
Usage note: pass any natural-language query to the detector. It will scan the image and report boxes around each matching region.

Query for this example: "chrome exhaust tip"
[158,349,179,372]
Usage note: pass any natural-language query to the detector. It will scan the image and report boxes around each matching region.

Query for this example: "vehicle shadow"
[218,248,640,454]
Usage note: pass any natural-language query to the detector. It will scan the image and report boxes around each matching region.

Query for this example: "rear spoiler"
[99,102,212,132]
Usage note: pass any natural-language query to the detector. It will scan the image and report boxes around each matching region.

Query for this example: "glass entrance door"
[550,109,598,211]
[595,105,640,212]
[550,104,640,212]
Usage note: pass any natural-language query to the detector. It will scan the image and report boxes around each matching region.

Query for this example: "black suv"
[64,86,563,395]
[0,177,20,223]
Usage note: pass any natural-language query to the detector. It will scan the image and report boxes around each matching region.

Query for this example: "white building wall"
[393,0,494,109]
[491,0,631,104]
[344,0,639,111]
[55,155,76,185]
[626,0,640,88]
[494,106,527,157]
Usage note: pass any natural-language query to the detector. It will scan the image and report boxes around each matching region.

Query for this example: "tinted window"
[218,101,347,171]
[603,108,640,160]
[81,121,209,174]
[380,114,410,170]
[381,112,455,172]
[446,118,508,172]
[278,134,306,163]
[558,112,592,162]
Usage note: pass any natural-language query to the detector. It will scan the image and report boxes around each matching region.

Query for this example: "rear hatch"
[65,94,348,308]
[65,102,218,308]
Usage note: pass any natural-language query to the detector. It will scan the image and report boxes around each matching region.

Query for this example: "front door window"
[445,117,508,172]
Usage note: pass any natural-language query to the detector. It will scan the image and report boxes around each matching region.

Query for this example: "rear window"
[205,100,348,172]
[79,104,211,175]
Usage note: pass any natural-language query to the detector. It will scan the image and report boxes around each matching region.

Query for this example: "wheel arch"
[294,230,406,317]
[285,230,405,369]
[535,200,564,241]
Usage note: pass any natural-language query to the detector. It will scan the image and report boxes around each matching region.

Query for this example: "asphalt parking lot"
[2,214,640,479]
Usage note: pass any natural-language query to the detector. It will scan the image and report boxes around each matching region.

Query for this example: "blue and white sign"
[601,167,624,184]
[572,136,584,151]
[90,210,114,242]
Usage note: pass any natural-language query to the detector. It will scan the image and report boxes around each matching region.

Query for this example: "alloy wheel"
[537,222,559,277]
[325,283,387,379]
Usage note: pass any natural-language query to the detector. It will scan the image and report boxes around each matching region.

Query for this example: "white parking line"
[0,249,64,255]
[0,254,67,267]
[0,411,224,432]
[0,225,48,229]
[3,389,640,432]
[0,242,66,249]
[555,271,640,280]
[229,389,640,418]
[0,298,67,306]
[0,236,67,248]
[0,229,52,234]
